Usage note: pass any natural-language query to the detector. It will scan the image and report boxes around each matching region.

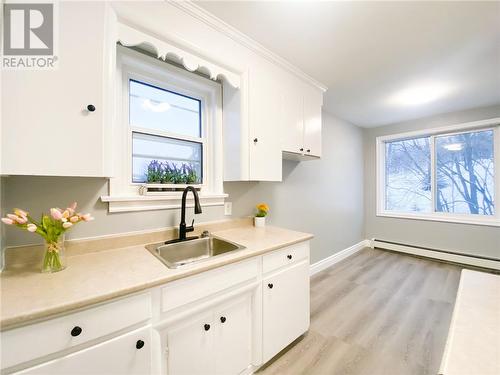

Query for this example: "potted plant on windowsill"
[1,203,94,273]
[141,160,202,195]
[254,203,269,227]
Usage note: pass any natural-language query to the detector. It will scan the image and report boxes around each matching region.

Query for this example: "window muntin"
[435,130,494,215]
[385,137,431,213]
[128,78,204,185]
[129,79,201,138]
[381,126,498,222]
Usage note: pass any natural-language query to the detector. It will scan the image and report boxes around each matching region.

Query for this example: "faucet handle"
[186,219,195,233]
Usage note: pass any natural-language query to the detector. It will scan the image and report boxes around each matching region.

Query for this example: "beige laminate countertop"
[0,225,312,331]
[439,269,500,375]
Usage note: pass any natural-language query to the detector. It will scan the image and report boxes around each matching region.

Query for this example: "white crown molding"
[169,0,328,93]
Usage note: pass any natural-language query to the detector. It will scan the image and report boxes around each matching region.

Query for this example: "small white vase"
[254,216,266,227]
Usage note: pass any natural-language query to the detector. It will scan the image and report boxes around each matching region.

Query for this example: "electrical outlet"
[224,202,232,216]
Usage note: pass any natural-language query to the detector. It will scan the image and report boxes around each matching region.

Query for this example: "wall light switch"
[224,202,232,216]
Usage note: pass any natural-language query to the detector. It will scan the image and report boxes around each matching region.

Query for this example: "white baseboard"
[310,240,370,276]
[372,239,500,271]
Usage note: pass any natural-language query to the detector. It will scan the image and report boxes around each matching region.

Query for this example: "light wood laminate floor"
[257,248,462,375]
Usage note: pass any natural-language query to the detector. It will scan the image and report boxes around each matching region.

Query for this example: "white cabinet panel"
[279,79,323,159]
[165,312,215,375]
[14,327,151,375]
[262,260,310,363]
[281,86,304,155]
[248,68,282,181]
[215,296,252,375]
[1,2,112,176]
[303,88,322,158]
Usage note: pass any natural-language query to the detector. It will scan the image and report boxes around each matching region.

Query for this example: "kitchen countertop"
[0,225,313,331]
[439,269,500,375]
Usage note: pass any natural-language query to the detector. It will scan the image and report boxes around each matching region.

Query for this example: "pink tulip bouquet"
[1,203,94,273]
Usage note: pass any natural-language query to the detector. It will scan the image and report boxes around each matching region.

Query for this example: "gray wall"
[364,104,500,259]
[225,111,365,264]
[1,111,365,264]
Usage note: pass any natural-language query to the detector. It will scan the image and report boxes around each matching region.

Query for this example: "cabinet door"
[303,88,322,158]
[14,327,151,375]
[281,85,304,155]
[215,295,252,375]
[248,67,282,181]
[262,260,310,363]
[1,2,109,176]
[165,312,215,375]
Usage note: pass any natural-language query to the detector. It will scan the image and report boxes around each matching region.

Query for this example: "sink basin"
[146,236,246,269]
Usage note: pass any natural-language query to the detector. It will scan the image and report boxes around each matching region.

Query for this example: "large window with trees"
[377,121,499,226]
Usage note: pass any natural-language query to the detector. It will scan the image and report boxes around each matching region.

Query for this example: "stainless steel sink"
[146,236,246,269]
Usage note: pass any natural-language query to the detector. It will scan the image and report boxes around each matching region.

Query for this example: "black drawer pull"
[71,326,82,337]
[220,316,226,323]
[204,324,211,331]
[268,283,274,289]
[300,148,304,151]
[253,138,258,143]
[136,340,145,349]
[307,149,311,153]
[86,104,96,112]
[287,254,292,260]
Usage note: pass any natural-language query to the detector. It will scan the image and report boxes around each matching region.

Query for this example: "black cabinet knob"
[220,316,226,323]
[307,149,311,153]
[71,326,82,337]
[300,148,304,151]
[204,324,211,331]
[287,254,292,260]
[253,138,258,143]
[136,340,145,349]
[268,283,274,289]
[87,104,96,112]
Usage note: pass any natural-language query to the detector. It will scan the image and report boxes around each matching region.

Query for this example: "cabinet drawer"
[262,241,309,274]
[161,258,258,313]
[1,293,152,370]
[13,326,151,375]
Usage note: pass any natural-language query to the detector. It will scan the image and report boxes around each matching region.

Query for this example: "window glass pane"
[132,132,202,184]
[435,130,494,215]
[385,137,432,212]
[129,79,201,138]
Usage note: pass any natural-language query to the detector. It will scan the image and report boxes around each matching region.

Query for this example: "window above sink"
[102,45,226,212]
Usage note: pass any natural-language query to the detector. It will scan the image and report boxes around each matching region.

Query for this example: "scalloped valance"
[117,23,241,88]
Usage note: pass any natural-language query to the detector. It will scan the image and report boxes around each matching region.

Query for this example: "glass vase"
[42,235,66,273]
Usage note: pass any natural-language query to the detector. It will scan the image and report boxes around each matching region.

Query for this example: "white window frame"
[102,46,226,212]
[376,118,500,227]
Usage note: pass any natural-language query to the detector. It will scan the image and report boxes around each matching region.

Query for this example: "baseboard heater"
[371,239,500,271]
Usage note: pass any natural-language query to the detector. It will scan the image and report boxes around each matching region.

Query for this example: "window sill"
[101,193,228,213]
[376,211,500,227]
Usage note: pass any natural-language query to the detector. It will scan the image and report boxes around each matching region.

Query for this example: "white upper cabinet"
[281,78,323,159]
[281,83,304,155]
[1,2,114,177]
[303,86,323,158]
[247,66,282,181]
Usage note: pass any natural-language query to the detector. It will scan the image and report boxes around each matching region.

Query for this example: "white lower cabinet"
[2,241,310,375]
[165,311,215,375]
[214,296,252,375]
[262,260,310,363]
[164,295,252,375]
[14,327,151,375]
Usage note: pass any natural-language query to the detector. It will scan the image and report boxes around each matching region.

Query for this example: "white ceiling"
[196,1,500,127]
